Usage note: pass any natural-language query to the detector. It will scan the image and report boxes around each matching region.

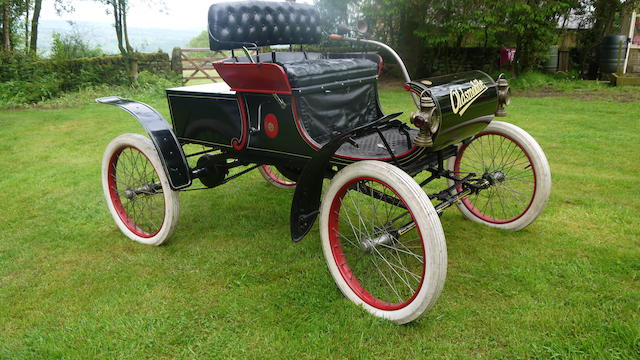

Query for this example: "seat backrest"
[208,1,322,51]
[221,51,326,64]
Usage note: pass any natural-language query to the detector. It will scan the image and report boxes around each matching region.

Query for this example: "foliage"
[0,52,172,106]
[90,0,164,83]
[573,0,640,77]
[340,0,575,74]
[135,69,179,91]
[0,70,179,109]
[187,30,208,49]
[0,88,639,358]
[491,0,575,72]
[93,0,140,83]
[316,0,638,75]
[0,72,62,104]
[1,0,73,53]
[50,30,103,60]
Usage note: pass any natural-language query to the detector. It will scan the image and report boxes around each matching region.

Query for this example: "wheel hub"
[361,232,396,253]
[484,170,506,185]
[124,188,136,200]
[124,183,158,200]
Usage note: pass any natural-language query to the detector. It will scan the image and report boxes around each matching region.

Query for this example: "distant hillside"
[38,20,203,55]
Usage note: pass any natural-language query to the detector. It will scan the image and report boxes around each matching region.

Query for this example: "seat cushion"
[281,58,378,88]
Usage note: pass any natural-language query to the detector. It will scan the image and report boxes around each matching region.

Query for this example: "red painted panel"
[213,62,293,95]
[264,113,279,139]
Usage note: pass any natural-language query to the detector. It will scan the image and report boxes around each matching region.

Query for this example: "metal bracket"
[290,112,402,242]
[272,93,287,109]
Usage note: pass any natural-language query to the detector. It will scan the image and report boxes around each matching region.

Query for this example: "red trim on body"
[290,97,321,150]
[213,62,293,95]
[290,97,418,161]
[233,94,249,150]
[374,53,384,75]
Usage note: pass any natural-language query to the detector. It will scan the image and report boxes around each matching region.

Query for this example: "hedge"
[0,52,172,104]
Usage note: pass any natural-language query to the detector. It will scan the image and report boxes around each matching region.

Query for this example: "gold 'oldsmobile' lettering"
[450,79,488,116]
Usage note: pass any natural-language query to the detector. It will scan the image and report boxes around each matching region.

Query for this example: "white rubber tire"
[447,121,551,230]
[258,165,297,189]
[102,133,180,246]
[320,161,447,324]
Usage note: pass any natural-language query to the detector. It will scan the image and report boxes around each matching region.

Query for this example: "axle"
[124,182,162,199]
[356,168,500,248]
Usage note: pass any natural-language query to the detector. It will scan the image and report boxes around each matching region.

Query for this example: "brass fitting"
[495,75,512,117]
[411,95,438,147]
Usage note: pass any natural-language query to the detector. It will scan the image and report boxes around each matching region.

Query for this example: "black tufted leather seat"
[222,51,379,89]
[209,2,379,89]
[208,1,322,50]
[281,58,379,88]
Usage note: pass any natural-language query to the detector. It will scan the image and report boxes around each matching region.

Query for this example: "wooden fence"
[171,47,227,84]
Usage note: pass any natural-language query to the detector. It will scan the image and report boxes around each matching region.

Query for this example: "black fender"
[97,96,192,190]
[290,112,402,242]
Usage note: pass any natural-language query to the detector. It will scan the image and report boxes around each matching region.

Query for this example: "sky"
[40,0,314,30]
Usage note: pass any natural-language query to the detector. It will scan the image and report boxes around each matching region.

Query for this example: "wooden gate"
[171,48,227,84]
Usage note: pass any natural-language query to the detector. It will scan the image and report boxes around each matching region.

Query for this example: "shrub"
[51,32,104,61]
[0,74,63,106]
[0,52,173,105]
[0,71,181,109]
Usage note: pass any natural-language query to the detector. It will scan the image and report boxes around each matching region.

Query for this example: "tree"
[318,0,578,74]
[0,0,73,56]
[28,0,41,53]
[2,0,11,52]
[187,30,206,48]
[95,0,167,83]
[575,0,640,77]
[488,0,575,73]
[94,0,138,82]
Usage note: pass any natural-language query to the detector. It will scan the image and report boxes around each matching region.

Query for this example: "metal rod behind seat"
[336,36,419,108]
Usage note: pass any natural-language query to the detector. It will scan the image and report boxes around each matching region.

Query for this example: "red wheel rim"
[328,177,426,311]
[260,165,297,187]
[107,145,166,238]
[454,131,537,224]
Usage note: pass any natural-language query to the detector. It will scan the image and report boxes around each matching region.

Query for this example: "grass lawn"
[0,86,639,359]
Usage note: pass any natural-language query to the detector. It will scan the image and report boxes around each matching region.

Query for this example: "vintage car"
[98,1,551,324]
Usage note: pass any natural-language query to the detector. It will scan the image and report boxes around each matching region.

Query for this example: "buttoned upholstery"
[282,58,378,88]
[208,1,322,50]
[221,51,380,89]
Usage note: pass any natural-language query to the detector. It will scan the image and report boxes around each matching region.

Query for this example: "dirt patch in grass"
[516,87,640,103]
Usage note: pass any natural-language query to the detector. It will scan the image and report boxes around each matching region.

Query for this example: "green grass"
[0,86,639,359]
[509,71,639,95]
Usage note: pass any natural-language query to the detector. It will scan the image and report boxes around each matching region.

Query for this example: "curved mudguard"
[290,113,402,242]
[97,96,192,190]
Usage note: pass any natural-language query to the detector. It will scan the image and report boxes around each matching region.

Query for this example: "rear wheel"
[258,165,297,189]
[447,121,551,230]
[102,134,180,245]
[320,161,447,324]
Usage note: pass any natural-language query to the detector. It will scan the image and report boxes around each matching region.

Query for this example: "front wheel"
[447,121,551,230]
[102,133,180,245]
[320,161,447,324]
